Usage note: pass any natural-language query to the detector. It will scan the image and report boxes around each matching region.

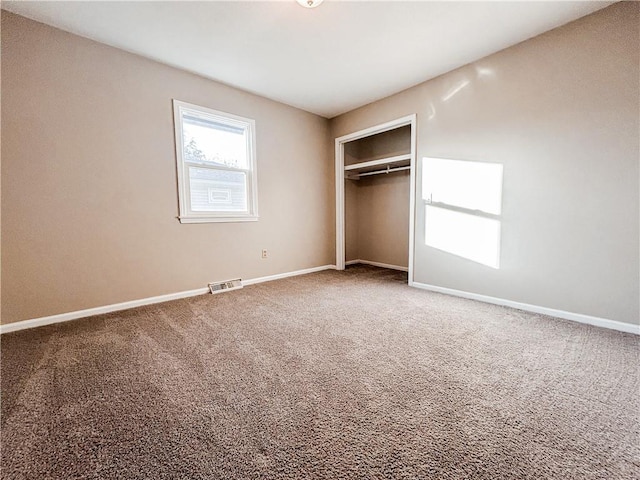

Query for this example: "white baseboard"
[6,266,635,336]
[0,265,337,334]
[243,264,336,285]
[345,259,408,272]
[0,287,210,335]
[412,281,639,335]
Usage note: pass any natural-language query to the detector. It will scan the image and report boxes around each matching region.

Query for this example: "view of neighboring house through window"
[173,100,258,223]
[422,157,503,268]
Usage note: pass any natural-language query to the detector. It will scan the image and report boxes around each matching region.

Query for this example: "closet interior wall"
[344,126,411,269]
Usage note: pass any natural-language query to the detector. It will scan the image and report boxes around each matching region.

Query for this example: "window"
[173,100,258,223]
[422,157,503,268]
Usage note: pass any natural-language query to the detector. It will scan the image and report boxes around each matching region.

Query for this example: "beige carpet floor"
[1,265,639,479]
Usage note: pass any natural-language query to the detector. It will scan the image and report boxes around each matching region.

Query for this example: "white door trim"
[335,114,417,285]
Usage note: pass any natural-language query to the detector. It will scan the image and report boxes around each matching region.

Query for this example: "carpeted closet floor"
[1,265,639,479]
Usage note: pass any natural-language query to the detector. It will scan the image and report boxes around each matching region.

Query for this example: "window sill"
[178,215,259,224]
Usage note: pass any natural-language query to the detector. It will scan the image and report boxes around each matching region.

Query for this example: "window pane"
[425,205,501,268]
[189,167,247,212]
[182,112,248,169]
[422,158,503,215]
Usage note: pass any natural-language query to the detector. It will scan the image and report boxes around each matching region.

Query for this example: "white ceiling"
[3,1,614,118]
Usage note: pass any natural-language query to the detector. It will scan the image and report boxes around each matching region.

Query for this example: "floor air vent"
[208,279,243,294]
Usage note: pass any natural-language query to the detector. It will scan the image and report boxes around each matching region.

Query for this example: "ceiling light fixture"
[296,0,324,8]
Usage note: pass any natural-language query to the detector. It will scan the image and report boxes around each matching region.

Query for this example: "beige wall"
[3,4,639,327]
[1,12,334,325]
[345,180,359,262]
[353,173,410,268]
[331,2,640,326]
[344,126,411,166]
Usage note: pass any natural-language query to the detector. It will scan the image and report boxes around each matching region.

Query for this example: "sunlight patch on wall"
[423,157,504,269]
[425,206,501,269]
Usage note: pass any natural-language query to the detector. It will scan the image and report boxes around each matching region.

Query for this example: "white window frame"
[173,100,258,223]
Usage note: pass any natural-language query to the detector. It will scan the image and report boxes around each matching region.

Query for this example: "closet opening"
[335,115,417,285]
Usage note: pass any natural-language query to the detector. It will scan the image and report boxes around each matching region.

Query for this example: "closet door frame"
[335,114,417,285]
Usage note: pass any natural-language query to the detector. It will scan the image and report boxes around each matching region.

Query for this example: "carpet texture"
[1,265,639,479]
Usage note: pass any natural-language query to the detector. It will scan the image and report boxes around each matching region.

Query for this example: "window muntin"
[422,157,503,269]
[173,100,257,223]
[188,168,247,212]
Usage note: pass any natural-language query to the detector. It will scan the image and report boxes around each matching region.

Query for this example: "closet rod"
[348,165,411,180]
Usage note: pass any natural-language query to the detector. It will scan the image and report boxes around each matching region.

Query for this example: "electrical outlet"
[261,249,268,258]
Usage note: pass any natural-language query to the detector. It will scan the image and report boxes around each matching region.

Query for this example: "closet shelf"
[344,153,411,173]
